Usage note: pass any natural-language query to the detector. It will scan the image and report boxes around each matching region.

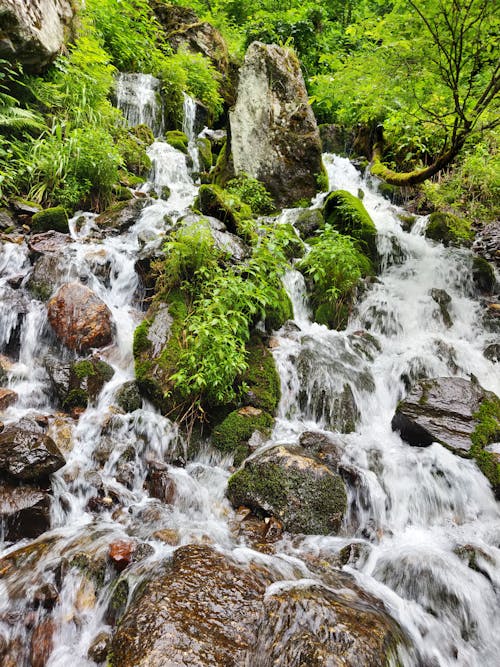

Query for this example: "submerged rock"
[0,426,65,480]
[226,445,347,535]
[47,282,113,352]
[230,42,323,207]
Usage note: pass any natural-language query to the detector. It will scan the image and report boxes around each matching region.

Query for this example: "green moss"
[195,184,253,238]
[133,319,152,357]
[225,175,275,215]
[426,212,473,247]
[323,190,378,262]
[196,137,213,172]
[166,130,188,154]
[315,161,329,193]
[116,133,152,177]
[265,287,293,331]
[63,388,88,409]
[227,456,347,534]
[211,141,235,187]
[31,206,69,233]
[131,124,154,146]
[118,170,145,188]
[470,397,500,496]
[472,256,496,293]
[212,409,273,455]
[73,360,96,379]
[242,336,281,413]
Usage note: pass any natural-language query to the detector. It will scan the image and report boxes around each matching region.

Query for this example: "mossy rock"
[323,190,378,262]
[211,141,235,187]
[166,130,189,154]
[241,336,281,413]
[195,184,252,237]
[95,199,145,232]
[62,358,115,409]
[196,137,213,172]
[315,161,329,193]
[115,381,142,413]
[470,396,500,498]
[31,207,69,234]
[131,124,155,146]
[264,287,293,331]
[212,407,273,457]
[425,212,473,247]
[398,213,416,232]
[112,184,133,202]
[118,170,145,189]
[116,130,152,178]
[472,256,496,293]
[226,445,347,534]
[294,208,324,238]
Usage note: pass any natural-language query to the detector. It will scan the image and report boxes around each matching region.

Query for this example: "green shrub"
[298,224,371,329]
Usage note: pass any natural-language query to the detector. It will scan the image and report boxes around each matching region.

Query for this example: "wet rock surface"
[392,376,493,453]
[227,445,347,535]
[0,483,51,540]
[0,427,65,480]
[109,545,407,667]
[473,220,500,267]
[230,42,323,207]
[47,282,113,352]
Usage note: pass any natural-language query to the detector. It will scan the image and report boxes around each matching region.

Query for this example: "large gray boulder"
[0,0,74,70]
[230,42,323,208]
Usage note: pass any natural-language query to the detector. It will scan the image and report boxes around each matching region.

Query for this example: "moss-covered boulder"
[392,377,500,497]
[27,253,67,301]
[227,445,347,534]
[195,184,253,237]
[116,130,152,178]
[425,212,473,247]
[242,336,281,413]
[196,136,213,172]
[323,190,378,261]
[31,207,69,234]
[293,208,324,239]
[212,407,273,460]
[115,381,142,413]
[44,355,114,410]
[472,256,496,293]
[211,140,235,187]
[165,130,189,154]
[133,300,181,412]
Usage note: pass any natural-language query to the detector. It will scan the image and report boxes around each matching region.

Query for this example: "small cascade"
[182,92,201,175]
[115,73,163,136]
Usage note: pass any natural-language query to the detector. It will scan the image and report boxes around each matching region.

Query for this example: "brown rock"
[0,388,17,410]
[47,282,113,351]
[30,618,54,667]
[109,540,134,572]
[28,231,71,255]
[146,466,177,504]
[0,427,65,480]
[152,528,180,545]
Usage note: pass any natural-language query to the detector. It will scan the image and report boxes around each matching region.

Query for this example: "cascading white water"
[270,156,500,666]
[1,72,498,666]
[182,93,201,175]
[115,73,163,136]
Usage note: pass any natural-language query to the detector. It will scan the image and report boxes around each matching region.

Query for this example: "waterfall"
[115,73,163,136]
[182,92,201,175]
[0,74,499,665]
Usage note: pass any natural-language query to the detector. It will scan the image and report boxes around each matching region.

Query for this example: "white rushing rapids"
[0,74,498,667]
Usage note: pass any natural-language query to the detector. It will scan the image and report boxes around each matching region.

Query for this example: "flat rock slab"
[392,376,491,453]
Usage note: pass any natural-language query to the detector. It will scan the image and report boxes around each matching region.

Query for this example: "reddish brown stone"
[0,388,17,410]
[28,231,71,255]
[109,540,133,572]
[47,282,113,352]
[30,618,54,667]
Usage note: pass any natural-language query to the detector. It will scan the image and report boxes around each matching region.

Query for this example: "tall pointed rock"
[230,42,323,208]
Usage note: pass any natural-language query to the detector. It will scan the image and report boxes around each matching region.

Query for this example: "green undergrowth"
[134,220,293,424]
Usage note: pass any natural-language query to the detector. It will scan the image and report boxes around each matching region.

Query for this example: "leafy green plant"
[225,175,275,215]
[298,224,371,328]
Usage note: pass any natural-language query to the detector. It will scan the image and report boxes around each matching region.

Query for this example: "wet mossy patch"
[470,397,500,498]
[31,206,69,233]
[323,189,378,262]
[211,407,273,456]
[166,130,189,154]
[425,212,473,247]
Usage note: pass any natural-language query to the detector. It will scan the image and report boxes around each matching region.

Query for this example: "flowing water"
[0,80,499,666]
